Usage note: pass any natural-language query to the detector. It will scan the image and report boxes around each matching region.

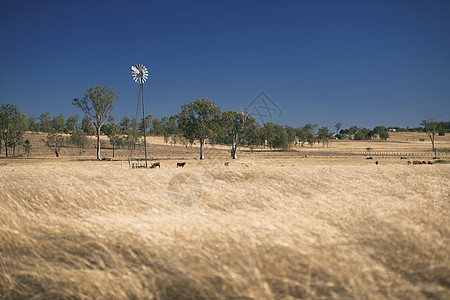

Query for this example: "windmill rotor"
[131,64,148,84]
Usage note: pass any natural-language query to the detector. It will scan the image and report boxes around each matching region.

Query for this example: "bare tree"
[73,85,119,160]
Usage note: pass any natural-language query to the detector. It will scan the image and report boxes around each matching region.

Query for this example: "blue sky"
[1,0,449,129]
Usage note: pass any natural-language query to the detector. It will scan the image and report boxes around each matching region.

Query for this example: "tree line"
[1,85,449,159]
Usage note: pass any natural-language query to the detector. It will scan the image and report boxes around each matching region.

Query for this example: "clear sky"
[1,0,449,129]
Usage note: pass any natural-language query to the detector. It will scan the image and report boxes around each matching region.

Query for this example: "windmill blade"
[131,65,139,73]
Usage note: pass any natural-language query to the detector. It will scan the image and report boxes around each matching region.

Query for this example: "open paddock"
[14,131,450,161]
[0,156,449,299]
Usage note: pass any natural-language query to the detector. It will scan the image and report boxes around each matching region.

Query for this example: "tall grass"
[0,159,449,299]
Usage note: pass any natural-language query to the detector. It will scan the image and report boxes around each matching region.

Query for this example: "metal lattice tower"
[131,64,149,167]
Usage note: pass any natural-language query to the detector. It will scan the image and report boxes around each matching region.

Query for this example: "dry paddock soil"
[0,132,449,299]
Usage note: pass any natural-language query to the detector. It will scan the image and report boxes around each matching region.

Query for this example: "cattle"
[177,162,186,168]
[407,161,412,165]
[366,157,373,160]
[224,162,229,166]
[375,161,378,165]
[413,161,422,165]
[422,161,426,165]
[151,162,160,168]
[428,161,433,165]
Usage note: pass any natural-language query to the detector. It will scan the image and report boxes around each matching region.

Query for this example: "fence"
[344,152,448,157]
[128,157,147,168]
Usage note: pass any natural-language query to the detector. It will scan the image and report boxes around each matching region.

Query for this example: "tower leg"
[141,83,148,168]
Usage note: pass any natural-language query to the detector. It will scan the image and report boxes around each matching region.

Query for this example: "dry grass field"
[0,133,449,299]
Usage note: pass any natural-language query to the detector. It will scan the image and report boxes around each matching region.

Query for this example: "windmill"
[131,64,149,167]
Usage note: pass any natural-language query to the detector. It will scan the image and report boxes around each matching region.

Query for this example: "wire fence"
[292,151,449,158]
[357,152,448,157]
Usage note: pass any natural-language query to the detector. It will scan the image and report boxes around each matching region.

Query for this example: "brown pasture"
[0,132,449,299]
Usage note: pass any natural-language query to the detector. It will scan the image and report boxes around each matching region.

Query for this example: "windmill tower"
[131,64,149,167]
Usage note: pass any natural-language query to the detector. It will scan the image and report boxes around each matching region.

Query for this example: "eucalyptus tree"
[81,116,95,135]
[221,109,257,159]
[242,121,262,148]
[373,126,389,141]
[140,114,152,135]
[297,124,315,146]
[0,104,21,157]
[163,115,179,136]
[160,116,179,145]
[263,122,289,150]
[284,125,297,147]
[106,122,122,158]
[128,117,140,150]
[73,85,119,160]
[421,119,443,158]
[262,122,276,149]
[8,113,28,156]
[28,117,40,132]
[69,130,89,149]
[379,131,389,141]
[44,133,65,157]
[52,113,65,133]
[177,98,221,160]
[23,139,32,157]
[39,112,52,133]
[335,122,342,135]
[151,117,163,135]
[317,126,333,147]
[272,124,289,150]
[126,128,140,150]
[65,114,79,132]
[120,116,131,134]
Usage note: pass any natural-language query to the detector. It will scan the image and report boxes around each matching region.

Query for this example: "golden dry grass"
[1,156,449,299]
